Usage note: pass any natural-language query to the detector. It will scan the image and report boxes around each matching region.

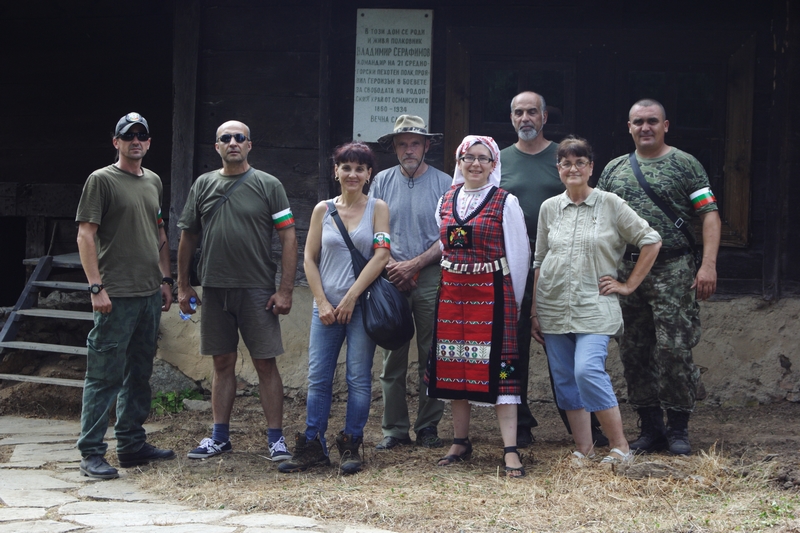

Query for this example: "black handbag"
[189,168,254,286]
[327,201,415,351]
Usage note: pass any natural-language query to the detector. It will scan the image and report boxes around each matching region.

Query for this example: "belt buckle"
[630,252,640,262]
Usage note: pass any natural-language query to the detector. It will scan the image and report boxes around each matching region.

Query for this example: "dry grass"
[128,397,800,533]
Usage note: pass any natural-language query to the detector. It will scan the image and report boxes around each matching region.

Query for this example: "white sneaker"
[269,436,292,462]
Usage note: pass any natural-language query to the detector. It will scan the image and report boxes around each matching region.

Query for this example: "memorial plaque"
[353,9,433,142]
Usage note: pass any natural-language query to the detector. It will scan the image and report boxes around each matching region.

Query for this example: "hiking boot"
[187,437,232,459]
[516,426,534,449]
[80,455,119,479]
[117,442,176,468]
[375,435,412,450]
[278,433,330,473]
[416,427,443,448]
[335,431,364,475]
[629,406,668,454]
[268,435,292,462]
[666,410,692,456]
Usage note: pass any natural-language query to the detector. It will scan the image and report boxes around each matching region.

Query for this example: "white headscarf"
[451,135,502,188]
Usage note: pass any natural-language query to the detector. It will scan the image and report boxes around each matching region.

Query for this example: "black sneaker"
[278,433,330,473]
[117,442,176,468]
[187,437,232,459]
[80,455,119,479]
[375,435,412,450]
[516,426,534,449]
[416,427,443,448]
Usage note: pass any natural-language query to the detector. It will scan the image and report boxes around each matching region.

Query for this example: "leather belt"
[623,247,691,264]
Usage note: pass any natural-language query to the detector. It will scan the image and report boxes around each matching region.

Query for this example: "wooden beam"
[763,2,791,300]
[444,28,470,176]
[0,373,84,388]
[318,0,332,202]
[169,0,201,255]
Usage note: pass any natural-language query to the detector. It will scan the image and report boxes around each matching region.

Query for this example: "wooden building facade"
[1,0,797,306]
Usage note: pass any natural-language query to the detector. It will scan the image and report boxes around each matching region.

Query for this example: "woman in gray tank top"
[278,142,390,476]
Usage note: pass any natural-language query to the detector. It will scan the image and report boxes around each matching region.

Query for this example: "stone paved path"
[0,416,397,533]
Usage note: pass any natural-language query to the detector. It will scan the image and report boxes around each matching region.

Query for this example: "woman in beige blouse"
[531,136,661,464]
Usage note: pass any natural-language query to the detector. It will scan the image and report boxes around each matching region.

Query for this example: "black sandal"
[437,437,472,466]
[503,446,526,478]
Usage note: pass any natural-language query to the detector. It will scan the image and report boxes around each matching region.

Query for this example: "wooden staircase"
[0,254,89,387]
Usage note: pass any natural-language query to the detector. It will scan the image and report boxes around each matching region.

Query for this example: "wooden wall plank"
[198,51,319,97]
[170,0,201,253]
[201,4,320,53]
[194,147,320,201]
[195,97,319,150]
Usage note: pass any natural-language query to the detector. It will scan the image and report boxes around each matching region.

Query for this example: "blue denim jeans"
[305,305,375,451]
[78,292,161,457]
[543,333,618,413]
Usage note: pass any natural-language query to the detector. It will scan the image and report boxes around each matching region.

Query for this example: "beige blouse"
[534,189,661,336]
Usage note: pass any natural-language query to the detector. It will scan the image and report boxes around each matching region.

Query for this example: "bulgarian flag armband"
[373,232,391,249]
[690,187,716,211]
[272,208,295,229]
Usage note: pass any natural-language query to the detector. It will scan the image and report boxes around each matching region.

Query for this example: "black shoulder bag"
[327,201,415,350]
[628,153,702,270]
[189,168,255,286]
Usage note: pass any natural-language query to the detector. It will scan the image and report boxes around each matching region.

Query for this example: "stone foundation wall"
[157,288,800,407]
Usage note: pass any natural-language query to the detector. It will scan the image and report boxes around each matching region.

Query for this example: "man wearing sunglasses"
[177,120,297,463]
[75,112,176,479]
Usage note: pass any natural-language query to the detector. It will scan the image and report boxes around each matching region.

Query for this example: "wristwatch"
[89,283,104,295]
[162,277,175,288]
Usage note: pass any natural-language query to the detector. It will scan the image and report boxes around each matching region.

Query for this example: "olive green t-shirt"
[499,142,565,250]
[75,165,164,297]
[178,168,294,289]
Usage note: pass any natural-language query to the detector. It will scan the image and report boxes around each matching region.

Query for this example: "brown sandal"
[437,437,472,466]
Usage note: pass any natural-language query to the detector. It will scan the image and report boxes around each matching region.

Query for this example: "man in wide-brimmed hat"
[370,115,450,450]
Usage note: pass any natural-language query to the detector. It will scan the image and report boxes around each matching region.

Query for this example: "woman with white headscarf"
[425,135,530,478]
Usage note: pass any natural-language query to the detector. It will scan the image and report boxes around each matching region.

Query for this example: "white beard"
[518,127,540,141]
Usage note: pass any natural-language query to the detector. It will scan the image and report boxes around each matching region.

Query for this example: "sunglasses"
[217,133,249,143]
[117,132,150,142]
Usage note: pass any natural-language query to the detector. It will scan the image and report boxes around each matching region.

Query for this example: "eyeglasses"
[117,132,150,142]
[459,155,494,164]
[217,133,249,143]
[557,160,590,170]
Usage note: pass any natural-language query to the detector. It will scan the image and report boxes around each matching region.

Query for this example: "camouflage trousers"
[617,254,701,413]
[77,292,161,457]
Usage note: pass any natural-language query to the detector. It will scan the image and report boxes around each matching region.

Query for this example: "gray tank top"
[317,196,377,307]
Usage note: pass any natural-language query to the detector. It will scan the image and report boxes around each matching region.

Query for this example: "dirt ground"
[1,363,799,532]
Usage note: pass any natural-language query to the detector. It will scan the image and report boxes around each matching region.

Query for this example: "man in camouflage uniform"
[597,99,721,455]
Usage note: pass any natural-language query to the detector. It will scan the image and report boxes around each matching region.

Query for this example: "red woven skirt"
[426,269,520,404]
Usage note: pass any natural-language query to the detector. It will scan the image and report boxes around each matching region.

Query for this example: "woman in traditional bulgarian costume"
[426,135,530,478]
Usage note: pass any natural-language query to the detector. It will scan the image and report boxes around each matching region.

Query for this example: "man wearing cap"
[75,112,175,479]
[370,115,451,450]
[597,99,720,455]
[177,120,297,462]
[499,91,608,449]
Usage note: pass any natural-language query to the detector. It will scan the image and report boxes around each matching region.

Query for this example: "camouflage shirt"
[596,148,718,250]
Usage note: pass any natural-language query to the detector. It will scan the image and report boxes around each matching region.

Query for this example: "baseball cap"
[115,112,150,136]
